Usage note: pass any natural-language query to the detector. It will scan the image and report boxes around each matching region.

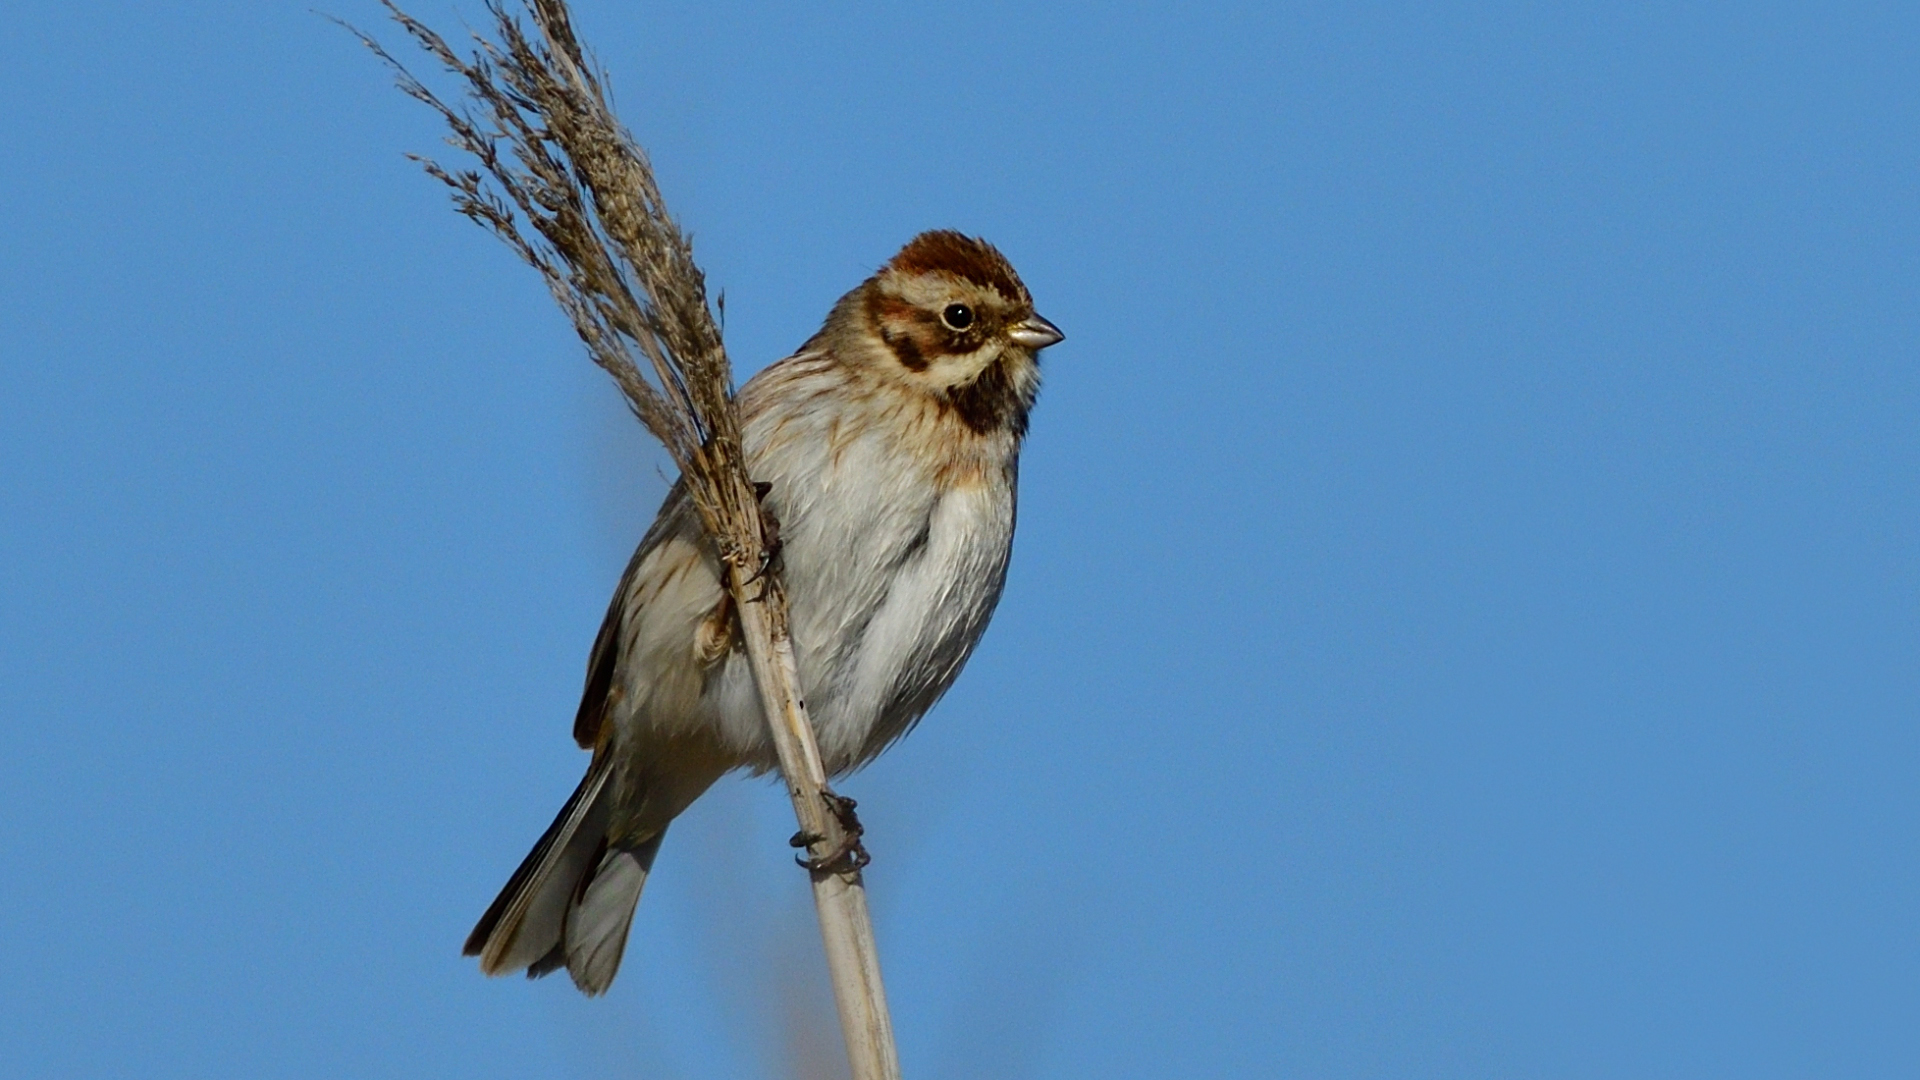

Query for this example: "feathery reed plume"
[348,3,902,1075]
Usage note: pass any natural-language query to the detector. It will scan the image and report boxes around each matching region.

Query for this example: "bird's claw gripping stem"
[740,480,782,602]
[789,790,870,875]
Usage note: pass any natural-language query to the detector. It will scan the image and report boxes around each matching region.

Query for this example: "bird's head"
[831,230,1063,436]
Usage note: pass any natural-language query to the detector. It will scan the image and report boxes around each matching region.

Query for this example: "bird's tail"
[463,754,664,996]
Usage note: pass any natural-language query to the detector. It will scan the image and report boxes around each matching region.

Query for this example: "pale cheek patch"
[916,345,997,389]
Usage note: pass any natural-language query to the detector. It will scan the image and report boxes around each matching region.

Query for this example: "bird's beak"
[1009,313,1065,350]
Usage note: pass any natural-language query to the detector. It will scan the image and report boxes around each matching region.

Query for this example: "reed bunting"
[465,230,1064,994]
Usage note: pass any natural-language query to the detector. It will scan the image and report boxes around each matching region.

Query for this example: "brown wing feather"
[572,586,625,750]
[572,481,708,749]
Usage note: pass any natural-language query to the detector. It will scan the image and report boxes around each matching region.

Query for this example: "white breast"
[700,374,1018,775]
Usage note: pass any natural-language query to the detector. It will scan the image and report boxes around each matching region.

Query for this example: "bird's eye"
[941,303,974,331]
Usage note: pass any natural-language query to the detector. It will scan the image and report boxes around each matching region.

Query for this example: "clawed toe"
[790,790,870,874]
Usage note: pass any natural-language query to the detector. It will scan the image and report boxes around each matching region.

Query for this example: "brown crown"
[885,230,1029,304]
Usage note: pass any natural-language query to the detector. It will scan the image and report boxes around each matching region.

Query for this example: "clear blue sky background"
[3,2,1916,1077]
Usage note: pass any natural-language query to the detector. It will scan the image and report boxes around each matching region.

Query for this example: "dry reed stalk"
[348,3,902,1076]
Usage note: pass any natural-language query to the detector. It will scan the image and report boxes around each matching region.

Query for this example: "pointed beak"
[1008,313,1065,350]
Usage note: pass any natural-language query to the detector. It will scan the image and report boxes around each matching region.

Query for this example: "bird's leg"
[790,789,871,874]
[740,481,783,602]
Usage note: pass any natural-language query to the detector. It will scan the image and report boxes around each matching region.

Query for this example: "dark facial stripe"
[883,326,929,372]
[946,355,1036,438]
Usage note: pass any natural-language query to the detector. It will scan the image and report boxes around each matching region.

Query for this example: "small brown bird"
[465,231,1064,994]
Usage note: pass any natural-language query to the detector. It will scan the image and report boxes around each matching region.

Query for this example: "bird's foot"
[789,790,870,875]
[740,481,782,602]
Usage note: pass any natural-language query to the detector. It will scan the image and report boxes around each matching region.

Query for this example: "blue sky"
[3,2,1916,1077]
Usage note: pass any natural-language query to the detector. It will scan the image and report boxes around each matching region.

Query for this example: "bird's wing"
[572,585,626,750]
[571,481,709,749]
[572,346,837,752]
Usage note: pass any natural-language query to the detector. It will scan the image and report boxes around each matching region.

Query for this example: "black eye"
[941,303,974,331]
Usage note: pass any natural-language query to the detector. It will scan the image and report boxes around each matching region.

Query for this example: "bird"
[464,230,1064,995]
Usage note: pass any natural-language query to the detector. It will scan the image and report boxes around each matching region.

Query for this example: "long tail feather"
[464,755,615,976]
[564,832,665,995]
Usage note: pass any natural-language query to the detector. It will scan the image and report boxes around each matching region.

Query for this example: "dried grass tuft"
[346,0,759,566]
[347,4,901,1076]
